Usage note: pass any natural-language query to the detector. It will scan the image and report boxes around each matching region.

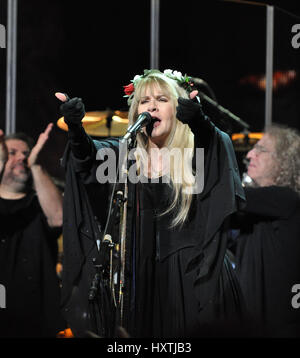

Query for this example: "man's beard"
[2,166,30,188]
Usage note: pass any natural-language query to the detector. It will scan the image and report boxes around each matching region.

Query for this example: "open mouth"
[152,117,161,128]
[13,164,28,173]
[145,117,161,136]
[14,164,25,170]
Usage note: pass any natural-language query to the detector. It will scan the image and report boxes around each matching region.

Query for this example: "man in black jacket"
[0,126,65,337]
[231,124,300,337]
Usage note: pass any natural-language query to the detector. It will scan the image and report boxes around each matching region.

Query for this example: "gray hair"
[265,124,300,194]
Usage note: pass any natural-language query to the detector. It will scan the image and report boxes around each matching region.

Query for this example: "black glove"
[60,96,85,127]
[60,96,91,159]
[176,97,207,125]
[177,97,213,152]
[176,97,211,136]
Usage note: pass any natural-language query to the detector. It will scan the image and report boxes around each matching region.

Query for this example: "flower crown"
[123,69,194,100]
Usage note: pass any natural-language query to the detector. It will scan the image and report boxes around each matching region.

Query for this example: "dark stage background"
[0,0,299,181]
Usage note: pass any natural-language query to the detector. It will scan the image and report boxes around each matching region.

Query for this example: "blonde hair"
[127,70,196,227]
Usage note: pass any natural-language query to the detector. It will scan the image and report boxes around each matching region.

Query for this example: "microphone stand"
[198,90,250,132]
[88,131,137,337]
[88,183,123,337]
[116,132,137,328]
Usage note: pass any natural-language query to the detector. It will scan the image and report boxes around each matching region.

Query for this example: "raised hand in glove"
[55,92,85,127]
[176,90,208,132]
[177,90,212,151]
[55,92,91,159]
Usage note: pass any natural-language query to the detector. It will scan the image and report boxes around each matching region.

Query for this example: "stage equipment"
[191,76,250,132]
[231,132,263,152]
[87,138,136,336]
[5,0,18,134]
[57,110,129,137]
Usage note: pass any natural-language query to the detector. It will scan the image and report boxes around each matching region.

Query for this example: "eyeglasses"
[251,144,272,154]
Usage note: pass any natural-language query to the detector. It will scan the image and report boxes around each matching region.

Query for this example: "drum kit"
[57,110,129,137]
[231,132,262,152]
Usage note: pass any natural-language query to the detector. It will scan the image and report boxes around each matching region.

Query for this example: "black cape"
[60,122,246,337]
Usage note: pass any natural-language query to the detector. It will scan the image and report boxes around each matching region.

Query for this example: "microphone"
[190,76,218,102]
[190,76,250,130]
[121,112,153,143]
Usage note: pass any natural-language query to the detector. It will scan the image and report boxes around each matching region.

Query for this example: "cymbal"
[57,110,129,137]
[231,132,263,151]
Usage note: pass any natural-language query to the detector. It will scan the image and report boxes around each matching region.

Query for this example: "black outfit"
[231,186,300,337]
[0,191,65,338]
[133,178,243,337]
[61,118,248,338]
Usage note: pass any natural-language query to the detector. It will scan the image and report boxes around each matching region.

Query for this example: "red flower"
[123,83,134,96]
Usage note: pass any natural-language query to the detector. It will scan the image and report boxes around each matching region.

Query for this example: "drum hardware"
[57,110,129,137]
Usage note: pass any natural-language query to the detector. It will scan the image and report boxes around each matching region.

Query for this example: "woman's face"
[137,83,175,148]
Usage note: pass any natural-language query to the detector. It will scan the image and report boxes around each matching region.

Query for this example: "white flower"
[163,69,184,82]
[163,69,173,76]
[173,71,183,80]
[132,74,142,84]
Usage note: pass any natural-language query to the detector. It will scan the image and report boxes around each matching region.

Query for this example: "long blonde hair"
[127,70,196,227]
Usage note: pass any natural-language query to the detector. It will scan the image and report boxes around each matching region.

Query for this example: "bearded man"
[0,124,65,337]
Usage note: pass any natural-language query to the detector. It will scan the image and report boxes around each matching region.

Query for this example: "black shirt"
[232,186,300,337]
[0,191,65,337]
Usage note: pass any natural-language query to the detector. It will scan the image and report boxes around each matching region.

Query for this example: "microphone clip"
[121,112,153,145]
